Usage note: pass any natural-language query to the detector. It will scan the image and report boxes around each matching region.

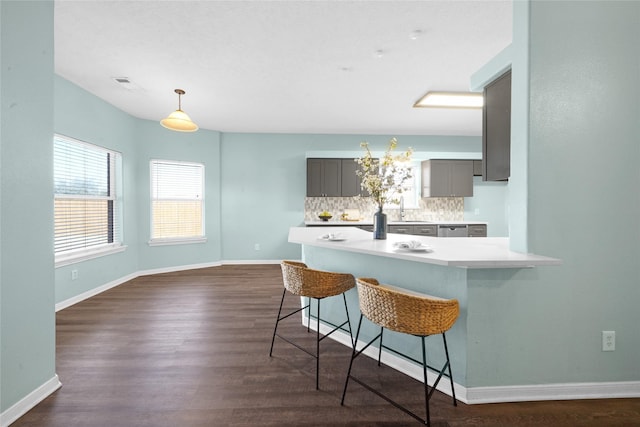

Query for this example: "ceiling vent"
[112,77,141,91]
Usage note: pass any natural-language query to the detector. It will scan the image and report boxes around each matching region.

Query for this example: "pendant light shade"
[160,89,199,132]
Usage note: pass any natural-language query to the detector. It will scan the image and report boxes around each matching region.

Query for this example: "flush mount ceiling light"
[413,91,483,109]
[160,89,199,132]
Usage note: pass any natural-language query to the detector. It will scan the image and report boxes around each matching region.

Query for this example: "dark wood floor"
[13,265,640,426]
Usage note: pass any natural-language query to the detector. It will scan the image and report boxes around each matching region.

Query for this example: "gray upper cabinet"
[340,158,362,197]
[307,158,341,197]
[483,69,511,181]
[421,159,473,197]
[307,158,365,197]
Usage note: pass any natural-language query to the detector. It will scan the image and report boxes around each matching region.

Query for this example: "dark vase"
[373,208,387,240]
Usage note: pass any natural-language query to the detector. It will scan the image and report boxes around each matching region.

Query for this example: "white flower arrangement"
[355,137,413,211]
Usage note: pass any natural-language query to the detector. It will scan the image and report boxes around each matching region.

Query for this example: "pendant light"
[160,89,199,132]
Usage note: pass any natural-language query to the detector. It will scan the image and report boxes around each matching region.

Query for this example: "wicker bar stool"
[269,260,356,390]
[341,277,459,426]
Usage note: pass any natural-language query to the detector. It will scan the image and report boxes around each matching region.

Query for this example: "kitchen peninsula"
[287,226,562,403]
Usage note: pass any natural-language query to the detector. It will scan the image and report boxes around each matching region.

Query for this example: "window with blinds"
[150,160,205,244]
[54,135,123,263]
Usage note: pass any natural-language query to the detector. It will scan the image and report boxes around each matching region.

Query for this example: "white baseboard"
[0,375,61,427]
[303,313,640,404]
[56,272,138,312]
[221,259,282,265]
[137,261,223,277]
[56,259,284,312]
[466,381,640,404]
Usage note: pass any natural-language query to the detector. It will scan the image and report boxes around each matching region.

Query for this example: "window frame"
[54,134,125,267]
[149,159,206,246]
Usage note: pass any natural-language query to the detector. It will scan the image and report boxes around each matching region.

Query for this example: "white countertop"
[289,226,561,269]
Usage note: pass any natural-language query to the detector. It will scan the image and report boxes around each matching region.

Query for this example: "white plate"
[406,246,431,252]
[318,235,347,242]
[394,244,432,252]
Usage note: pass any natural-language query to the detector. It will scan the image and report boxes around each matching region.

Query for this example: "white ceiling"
[54,0,512,136]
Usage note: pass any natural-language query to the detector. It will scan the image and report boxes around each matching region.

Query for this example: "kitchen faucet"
[400,196,405,221]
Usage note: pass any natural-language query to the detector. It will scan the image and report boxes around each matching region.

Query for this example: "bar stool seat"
[269,260,356,389]
[341,277,459,426]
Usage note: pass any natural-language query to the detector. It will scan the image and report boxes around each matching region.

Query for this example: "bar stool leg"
[422,336,431,427]
[316,298,321,390]
[443,333,457,406]
[377,327,384,366]
[341,314,364,405]
[269,289,287,357]
[307,297,311,332]
[342,293,354,347]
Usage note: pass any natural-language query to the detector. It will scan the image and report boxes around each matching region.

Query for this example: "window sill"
[55,244,127,268]
[148,237,208,247]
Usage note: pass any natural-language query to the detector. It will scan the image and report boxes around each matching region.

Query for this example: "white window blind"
[54,135,122,261]
[150,160,205,243]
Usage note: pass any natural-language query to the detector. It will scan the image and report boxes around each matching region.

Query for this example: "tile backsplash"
[305,196,463,222]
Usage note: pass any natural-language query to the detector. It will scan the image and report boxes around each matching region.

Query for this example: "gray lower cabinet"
[388,224,437,236]
[412,224,438,236]
[467,224,487,237]
[388,225,413,235]
[421,159,473,197]
[311,223,483,236]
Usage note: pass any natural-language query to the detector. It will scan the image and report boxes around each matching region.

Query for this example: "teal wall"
[220,133,309,261]
[54,76,223,299]
[508,0,531,252]
[463,0,640,388]
[464,178,508,237]
[521,0,639,383]
[53,77,139,303]
[461,0,639,389]
[134,119,222,271]
[1,0,56,413]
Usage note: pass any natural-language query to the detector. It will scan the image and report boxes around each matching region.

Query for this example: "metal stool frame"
[341,277,459,426]
[269,261,355,390]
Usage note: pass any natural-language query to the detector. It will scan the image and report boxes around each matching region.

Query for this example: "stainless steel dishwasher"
[437,224,468,237]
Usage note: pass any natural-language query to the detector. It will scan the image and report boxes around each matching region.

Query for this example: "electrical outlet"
[254,243,260,251]
[71,269,78,280]
[602,331,615,351]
